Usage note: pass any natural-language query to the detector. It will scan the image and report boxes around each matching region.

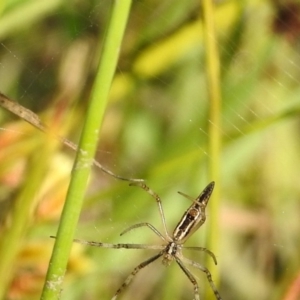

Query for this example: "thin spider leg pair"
[181,257,222,300]
[120,222,167,242]
[65,181,221,300]
[111,251,164,300]
[176,258,201,300]
[120,223,217,265]
[129,182,171,240]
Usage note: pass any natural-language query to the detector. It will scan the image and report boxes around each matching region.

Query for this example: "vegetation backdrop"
[0,1,299,300]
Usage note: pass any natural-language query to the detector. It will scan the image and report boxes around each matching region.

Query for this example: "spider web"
[0,1,300,300]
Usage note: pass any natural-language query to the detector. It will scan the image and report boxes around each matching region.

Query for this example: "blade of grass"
[202,0,222,295]
[0,136,57,299]
[40,0,133,299]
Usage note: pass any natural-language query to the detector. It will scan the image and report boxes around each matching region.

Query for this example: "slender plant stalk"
[0,137,57,299]
[202,0,222,294]
[40,1,133,299]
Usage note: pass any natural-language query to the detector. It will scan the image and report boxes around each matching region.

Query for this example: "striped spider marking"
[52,181,222,300]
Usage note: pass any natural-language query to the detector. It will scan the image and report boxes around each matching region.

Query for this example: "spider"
[68,181,222,300]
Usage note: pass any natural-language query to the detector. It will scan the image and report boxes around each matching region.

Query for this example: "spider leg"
[177,191,195,201]
[175,257,200,300]
[73,239,166,250]
[182,246,217,265]
[111,252,164,300]
[129,182,172,240]
[181,257,222,300]
[50,236,166,250]
[120,222,167,242]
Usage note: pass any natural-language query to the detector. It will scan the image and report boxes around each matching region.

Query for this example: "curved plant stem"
[40,1,133,299]
[202,0,222,295]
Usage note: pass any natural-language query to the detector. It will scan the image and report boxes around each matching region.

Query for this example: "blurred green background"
[0,0,300,299]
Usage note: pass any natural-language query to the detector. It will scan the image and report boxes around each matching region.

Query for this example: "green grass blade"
[0,138,56,299]
[40,1,133,299]
[202,0,222,295]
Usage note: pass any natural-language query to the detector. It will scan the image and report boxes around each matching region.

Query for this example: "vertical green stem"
[0,137,55,299]
[40,1,132,299]
[202,0,222,294]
